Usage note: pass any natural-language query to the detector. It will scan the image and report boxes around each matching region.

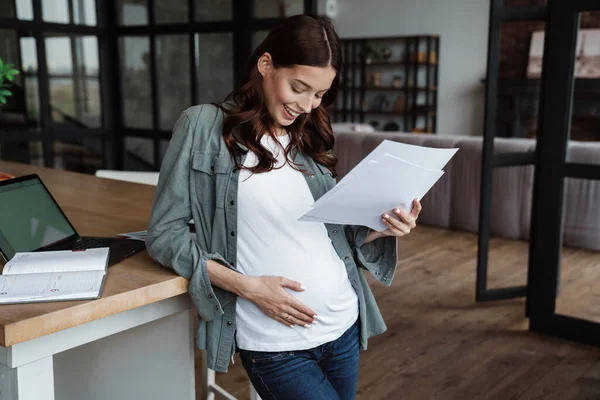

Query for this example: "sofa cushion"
[563,141,600,249]
[418,135,462,229]
[331,123,375,133]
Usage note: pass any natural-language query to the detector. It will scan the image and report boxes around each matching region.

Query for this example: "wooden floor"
[194,226,600,399]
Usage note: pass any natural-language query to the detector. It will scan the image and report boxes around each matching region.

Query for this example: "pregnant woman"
[146,14,421,400]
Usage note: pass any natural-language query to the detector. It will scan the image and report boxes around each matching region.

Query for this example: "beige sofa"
[332,130,600,251]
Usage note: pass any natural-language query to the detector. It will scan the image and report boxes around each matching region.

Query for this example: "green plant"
[0,57,20,105]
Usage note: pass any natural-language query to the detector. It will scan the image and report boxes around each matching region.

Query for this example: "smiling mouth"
[284,104,302,117]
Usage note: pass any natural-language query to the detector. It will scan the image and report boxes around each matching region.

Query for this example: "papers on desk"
[117,230,147,241]
[118,221,195,240]
[299,140,458,232]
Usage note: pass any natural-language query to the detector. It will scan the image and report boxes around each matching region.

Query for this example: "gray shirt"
[146,104,398,372]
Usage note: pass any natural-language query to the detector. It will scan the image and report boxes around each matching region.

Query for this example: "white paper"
[117,230,147,237]
[349,139,457,172]
[117,230,147,241]
[308,141,456,212]
[299,141,458,231]
[298,215,345,224]
[0,271,105,304]
[3,248,109,275]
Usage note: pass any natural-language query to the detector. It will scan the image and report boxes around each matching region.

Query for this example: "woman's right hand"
[240,276,317,328]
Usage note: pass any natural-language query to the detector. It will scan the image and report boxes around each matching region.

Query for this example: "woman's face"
[258,53,336,132]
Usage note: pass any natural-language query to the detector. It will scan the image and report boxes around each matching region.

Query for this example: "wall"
[323,0,490,136]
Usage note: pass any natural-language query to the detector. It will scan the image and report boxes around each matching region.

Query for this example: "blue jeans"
[238,320,360,400]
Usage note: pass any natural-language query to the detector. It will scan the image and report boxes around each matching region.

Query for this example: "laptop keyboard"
[72,237,117,250]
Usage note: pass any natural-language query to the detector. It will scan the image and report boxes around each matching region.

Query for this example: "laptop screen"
[0,176,76,260]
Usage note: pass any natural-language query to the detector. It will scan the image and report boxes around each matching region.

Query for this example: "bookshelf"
[330,35,440,134]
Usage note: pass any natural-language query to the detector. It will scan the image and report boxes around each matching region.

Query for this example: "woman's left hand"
[379,198,422,238]
[361,198,422,245]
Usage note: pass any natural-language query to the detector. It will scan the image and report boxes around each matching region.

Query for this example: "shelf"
[367,86,438,91]
[342,86,438,92]
[366,62,406,66]
[330,109,437,117]
[364,110,437,116]
[362,34,439,41]
[364,111,406,115]
[343,61,438,67]
[369,61,437,66]
[494,78,600,95]
[336,35,439,133]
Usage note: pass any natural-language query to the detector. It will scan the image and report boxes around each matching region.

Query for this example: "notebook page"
[0,270,105,303]
[3,248,109,275]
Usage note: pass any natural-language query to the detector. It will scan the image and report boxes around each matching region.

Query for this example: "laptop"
[0,174,146,266]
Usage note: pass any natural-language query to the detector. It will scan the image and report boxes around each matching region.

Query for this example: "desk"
[0,161,195,400]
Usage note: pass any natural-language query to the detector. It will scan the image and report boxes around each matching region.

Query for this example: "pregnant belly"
[289,277,358,327]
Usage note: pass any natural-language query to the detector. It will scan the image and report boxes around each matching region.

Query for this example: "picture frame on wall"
[527,29,600,78]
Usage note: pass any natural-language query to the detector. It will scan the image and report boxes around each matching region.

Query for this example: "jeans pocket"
[243,350,294,366]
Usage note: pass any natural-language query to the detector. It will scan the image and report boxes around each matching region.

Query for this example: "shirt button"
[383,277,388,282]
[230,200,235,206]
[226,321,233,326]
[332,229,338,235]
[230,231,235,237]
[208,293,213,299]
[344,256,350,261]
[309,174,315,179]
[214,305,220,311]
[352,279,357,284]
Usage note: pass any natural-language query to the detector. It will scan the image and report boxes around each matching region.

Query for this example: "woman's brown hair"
[217,15,342,176]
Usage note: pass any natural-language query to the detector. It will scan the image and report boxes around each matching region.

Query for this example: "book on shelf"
[0,248,110,304]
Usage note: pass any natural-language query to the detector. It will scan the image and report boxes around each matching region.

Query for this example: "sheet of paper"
[3,248,109,275]
[117,230,147,241]
[350,139,457,172]
[311,141,457,211]
[297,214,345,225]
[305,156,443,231]
[118,230,147,237]
[118,236,145,242]
[309,170,357,208]
[300,143,453,231]
[0,270,105,304]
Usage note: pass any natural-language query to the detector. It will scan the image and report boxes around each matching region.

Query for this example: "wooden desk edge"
[0,276,190,347]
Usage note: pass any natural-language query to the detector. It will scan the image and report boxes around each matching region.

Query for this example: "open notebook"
[0,248,109,304]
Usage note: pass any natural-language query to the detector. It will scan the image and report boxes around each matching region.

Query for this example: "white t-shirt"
[235,133,359,352]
